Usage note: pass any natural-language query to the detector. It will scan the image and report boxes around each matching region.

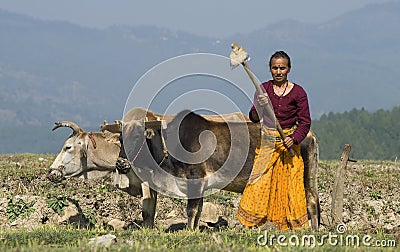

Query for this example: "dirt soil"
[0,154,399,234]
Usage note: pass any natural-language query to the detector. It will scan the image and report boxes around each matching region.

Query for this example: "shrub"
[6,196,36,222]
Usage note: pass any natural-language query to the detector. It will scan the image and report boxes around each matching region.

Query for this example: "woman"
[237,51,311,230]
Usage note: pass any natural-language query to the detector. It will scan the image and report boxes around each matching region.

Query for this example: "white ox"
[48,112,164,227]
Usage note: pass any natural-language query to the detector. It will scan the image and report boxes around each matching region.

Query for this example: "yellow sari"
[237,127,309,230]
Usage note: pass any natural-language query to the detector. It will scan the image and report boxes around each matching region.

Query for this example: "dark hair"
[269,51,291,68]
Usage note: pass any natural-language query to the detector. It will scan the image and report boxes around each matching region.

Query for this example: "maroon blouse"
[249,80,311,144]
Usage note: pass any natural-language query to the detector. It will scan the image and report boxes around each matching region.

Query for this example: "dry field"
[0,154,399,251]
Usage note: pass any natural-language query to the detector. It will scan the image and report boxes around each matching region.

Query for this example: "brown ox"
[119,108,320,230]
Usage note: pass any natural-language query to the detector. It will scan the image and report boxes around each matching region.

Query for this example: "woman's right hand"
[257,93,269,107]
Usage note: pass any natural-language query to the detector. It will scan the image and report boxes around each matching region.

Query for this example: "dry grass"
[0,154,399,251]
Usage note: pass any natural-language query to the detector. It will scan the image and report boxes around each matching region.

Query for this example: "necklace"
[273,81,288,97]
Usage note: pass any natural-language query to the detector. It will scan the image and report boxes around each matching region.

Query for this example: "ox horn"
[52,121,83,136]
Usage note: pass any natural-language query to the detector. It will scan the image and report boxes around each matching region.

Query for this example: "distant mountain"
[0,2,399,154]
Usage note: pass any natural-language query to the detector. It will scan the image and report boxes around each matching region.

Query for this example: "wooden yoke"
[144,120,167,130]
[100,120,123,133]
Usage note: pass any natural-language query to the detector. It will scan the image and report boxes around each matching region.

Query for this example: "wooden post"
[331,144,352,225]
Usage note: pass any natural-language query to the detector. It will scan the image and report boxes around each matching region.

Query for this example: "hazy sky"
[0,0,397,37]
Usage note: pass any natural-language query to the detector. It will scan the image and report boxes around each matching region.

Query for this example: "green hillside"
[312,106,400,160]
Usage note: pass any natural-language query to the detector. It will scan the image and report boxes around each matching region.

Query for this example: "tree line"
[311,106,400,160]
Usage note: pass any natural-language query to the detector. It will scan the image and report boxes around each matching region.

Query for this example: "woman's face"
[269,57,291,84]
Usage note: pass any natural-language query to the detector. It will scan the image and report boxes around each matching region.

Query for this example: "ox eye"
[65,146,72,151]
